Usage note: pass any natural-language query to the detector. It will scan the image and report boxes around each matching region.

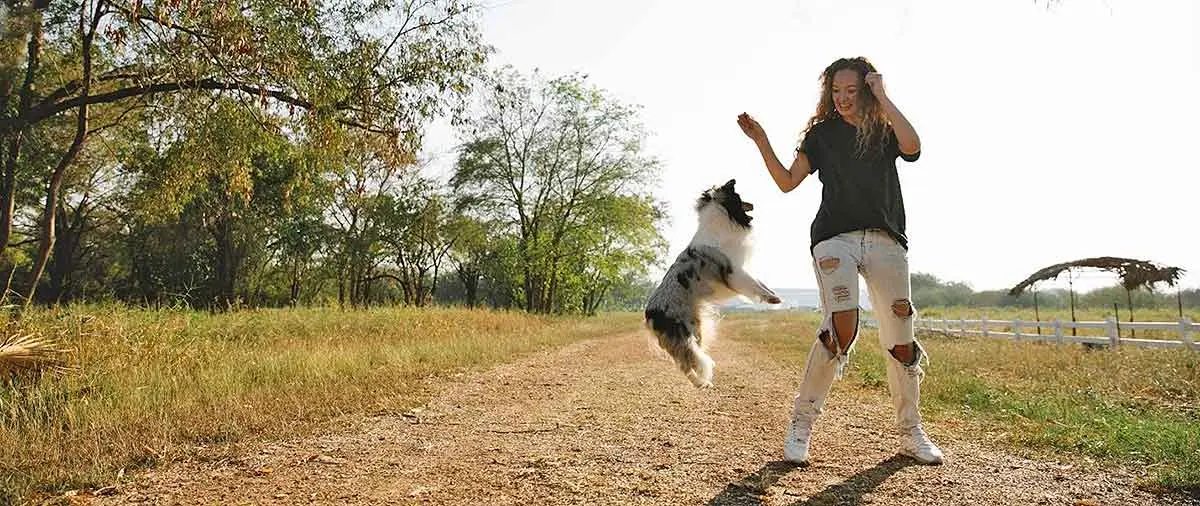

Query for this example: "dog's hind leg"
[689,341,715,388]
[669,335,714,388]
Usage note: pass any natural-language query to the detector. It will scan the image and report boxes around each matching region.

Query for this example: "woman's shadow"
[706,455,916,506]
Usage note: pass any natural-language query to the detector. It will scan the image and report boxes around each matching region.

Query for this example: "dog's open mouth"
[742,202,754,213]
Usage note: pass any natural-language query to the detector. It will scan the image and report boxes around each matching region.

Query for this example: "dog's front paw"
[764,294,782,304]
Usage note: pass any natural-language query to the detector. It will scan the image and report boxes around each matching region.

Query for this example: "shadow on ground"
[707,456,917,506]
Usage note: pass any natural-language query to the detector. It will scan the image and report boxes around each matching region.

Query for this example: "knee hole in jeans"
[889,341,924,367]
[821,309,859,355]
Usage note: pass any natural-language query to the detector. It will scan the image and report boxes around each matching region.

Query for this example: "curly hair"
[801,57,891,158]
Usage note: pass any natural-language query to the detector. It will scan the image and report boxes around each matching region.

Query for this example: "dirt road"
[93,332,1186,505]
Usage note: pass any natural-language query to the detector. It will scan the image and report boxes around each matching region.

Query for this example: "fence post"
[1053,319,1063,348]
[1106,317,1120,348]
[982,315,989,338]
[942,317,949,336]
[1182,317,1195,352]
[960,317,967,337]
[1013,319,1022,341]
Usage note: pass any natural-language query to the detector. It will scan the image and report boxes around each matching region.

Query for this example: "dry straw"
[0,333,66,377]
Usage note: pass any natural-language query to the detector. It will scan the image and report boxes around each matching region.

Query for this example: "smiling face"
[804,57,891,156]
[831,68,863,121]
[696,179,753,228]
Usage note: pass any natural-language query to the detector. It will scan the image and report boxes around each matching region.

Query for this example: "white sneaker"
[783,417,814,464]
[899,425,943,464]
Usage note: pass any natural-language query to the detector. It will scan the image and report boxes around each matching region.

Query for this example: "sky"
[421,0,1199,293]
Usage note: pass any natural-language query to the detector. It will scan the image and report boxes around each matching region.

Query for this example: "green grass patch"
[0,305,639,504]
[725,311,1200,496]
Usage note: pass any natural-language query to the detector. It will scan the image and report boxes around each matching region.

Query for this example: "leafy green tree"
[324,133,403,308]
[445,214,493,308]
[452,68,666,313]
[1,0,489,296]
[374,175,459,307]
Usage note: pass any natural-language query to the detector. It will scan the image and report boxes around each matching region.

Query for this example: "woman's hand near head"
[864,72,887,101]
[864,73,921,156]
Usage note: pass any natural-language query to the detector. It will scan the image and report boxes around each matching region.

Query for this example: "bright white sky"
[423,0,1199,293]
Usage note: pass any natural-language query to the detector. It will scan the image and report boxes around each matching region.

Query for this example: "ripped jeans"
[793,228,929,429]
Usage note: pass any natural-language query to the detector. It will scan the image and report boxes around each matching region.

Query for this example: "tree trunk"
[212,217,237,309]
[337,266,346,309]
[27,1,100,305]
[46,198,86,303]
[289,259,301,307]
[27,111,87,304]
[430,257,441,307]
[1,8,46,262]
[546,258,560,314]
[456,265,479,308]
[518,233,538,312]
[414,267,428,307]
[584,284,608,316]
[350,264,363,308]
[362,274,373,307]
[521,267,534,312]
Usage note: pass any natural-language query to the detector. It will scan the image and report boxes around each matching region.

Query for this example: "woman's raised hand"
[737,113,767,144]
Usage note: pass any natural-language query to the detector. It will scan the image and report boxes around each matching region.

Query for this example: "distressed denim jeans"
[793,228,928,429]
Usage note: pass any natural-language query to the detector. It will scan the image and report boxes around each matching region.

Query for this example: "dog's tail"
[643,318,671,360]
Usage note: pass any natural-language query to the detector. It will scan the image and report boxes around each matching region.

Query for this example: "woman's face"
[831,69,862,119]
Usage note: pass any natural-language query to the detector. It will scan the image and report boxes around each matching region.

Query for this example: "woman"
[736,57,943,465]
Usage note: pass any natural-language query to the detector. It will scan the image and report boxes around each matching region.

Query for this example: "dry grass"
[0,333,65,377]
[0,305,639,504]
[725,310,1200,495]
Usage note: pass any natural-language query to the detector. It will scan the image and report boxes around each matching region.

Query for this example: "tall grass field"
[0,305,640,504]
[3,304,1196,503]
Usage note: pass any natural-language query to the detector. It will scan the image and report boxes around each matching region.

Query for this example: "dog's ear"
[723,179,736,189]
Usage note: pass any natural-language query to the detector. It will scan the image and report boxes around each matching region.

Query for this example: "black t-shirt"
[798,118,920,251]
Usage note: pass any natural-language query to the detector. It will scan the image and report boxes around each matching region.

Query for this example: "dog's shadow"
[706,456,916,506]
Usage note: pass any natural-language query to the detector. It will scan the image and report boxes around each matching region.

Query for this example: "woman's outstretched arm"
[737,113,812,193]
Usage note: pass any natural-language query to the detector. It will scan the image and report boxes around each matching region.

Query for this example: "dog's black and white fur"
[644,179,781,388]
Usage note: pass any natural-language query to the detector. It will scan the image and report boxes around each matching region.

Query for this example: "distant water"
[719,288,873,312]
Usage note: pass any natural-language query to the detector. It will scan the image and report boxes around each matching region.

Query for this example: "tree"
[42,154,127,303]
[565,194,666,315]
[270,182,333,307]
[446,214,493,308]
[324,133,404,308]
[452,68,666,313]
[0,0,489,296]
[377,176,460,307]
[125,102,288,308]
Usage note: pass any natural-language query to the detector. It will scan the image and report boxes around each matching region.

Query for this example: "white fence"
[867,316,1198,350]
